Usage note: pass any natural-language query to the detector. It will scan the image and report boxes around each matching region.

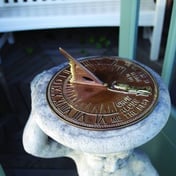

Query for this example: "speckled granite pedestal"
[23,59,170,176]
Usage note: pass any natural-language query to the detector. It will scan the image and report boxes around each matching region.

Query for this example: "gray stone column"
[23,62,170,176]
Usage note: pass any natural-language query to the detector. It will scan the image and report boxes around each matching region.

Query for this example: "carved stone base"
[23,61,170,176]
[23,112,158,176]
[73,150,158,176]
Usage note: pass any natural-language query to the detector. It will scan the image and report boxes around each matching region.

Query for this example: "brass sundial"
[47,48,158,130]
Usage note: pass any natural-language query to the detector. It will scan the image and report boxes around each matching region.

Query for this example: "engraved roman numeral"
[54,78,63,83]
[83,103,93,112]
[59,103,71,114]
[63,69,71,75]
[71,111,85,122]
[112,61,126,74]
[82,60,96,72]
[58,74,67,78]
[96,114,106,125]
[52,95,62,101]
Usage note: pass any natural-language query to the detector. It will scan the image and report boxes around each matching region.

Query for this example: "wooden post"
[119,0,140,60]
[161,0,176,88]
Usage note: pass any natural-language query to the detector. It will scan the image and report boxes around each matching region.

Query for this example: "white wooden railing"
[0,0,166,61]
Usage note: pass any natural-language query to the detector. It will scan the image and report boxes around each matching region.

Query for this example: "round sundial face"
[47,56,158,130]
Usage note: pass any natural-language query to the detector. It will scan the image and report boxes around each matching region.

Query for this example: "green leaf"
[88,36,95,44]
[105,40,111,47]
[96,42,102,49]
[99,36,106,43]
[25,47,34,55]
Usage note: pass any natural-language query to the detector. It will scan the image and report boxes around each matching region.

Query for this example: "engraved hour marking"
[59,102,71,114]
[83,102,93,112]
[63,69,71,75]
[53,79,63,84]
[111,61,126,74]
[107,104,112,113]
[58,74,67,78]
[82,60,95,72]
[112,102,118,112]
[100,103,104,113]
[96,114,106,125]
[72,111,85,122]
[91,105,100,114]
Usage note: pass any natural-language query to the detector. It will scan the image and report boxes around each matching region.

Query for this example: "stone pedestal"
[23,61,170,176]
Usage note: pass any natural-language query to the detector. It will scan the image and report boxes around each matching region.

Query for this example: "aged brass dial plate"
[47,57,158,130]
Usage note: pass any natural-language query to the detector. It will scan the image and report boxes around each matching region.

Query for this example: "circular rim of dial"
[47,56,158,131]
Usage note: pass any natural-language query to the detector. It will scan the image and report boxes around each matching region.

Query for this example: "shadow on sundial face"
[66,83,116,104]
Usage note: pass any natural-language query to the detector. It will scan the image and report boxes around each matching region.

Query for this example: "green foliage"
[87,35,111,49]
[88,36,95,44]
[80,49,89,56]
[25,47,34,55]
[80,34,111,55]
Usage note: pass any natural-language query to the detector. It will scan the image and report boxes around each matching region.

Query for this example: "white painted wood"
[0,0,166,60]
